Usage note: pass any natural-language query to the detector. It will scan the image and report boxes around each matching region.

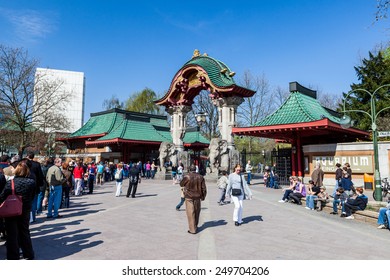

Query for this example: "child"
[330,187,348,217]
[314,186,329,211]
[305,180,320,210]
[217,171,229,205]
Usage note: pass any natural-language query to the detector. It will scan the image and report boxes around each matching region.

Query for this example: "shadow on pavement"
[242,215,263,224]
[197,219,228,233]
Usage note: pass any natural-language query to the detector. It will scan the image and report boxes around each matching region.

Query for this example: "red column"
[296,136,303,177]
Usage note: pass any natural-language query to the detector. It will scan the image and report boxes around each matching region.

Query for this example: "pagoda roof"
[60,108,209,147]
[155,51,255,108]
[233,82,369,143]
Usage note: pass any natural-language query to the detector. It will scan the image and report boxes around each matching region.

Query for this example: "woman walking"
[226,164,252,226]
[0,161,36,260]
[115,163,124,197]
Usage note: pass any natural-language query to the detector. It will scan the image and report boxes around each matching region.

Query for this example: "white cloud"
[0,8,57,43]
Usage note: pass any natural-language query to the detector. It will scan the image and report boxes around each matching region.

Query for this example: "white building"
[34,68,85,133]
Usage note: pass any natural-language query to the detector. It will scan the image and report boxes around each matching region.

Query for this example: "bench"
[301,197,379,225]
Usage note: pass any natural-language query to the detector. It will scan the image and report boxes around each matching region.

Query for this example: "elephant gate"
[155,50,255,178]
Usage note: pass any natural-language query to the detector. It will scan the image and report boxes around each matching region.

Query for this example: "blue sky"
[0,0,388,122]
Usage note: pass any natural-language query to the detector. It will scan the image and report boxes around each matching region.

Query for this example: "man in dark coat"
[180,164,207,234]
[26,152,44,222]
[126,163,141,198]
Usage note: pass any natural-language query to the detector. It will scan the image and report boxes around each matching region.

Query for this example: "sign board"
[378,131,390,137]
[312,156,373,173]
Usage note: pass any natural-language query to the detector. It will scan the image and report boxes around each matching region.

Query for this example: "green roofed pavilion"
[58,108,209,163]
[232,82,369,177]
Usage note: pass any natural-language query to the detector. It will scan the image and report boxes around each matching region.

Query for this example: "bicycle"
[373,177,390,201]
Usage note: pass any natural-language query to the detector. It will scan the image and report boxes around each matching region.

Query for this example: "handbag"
[231,175,244,196]
[0,180,23,218]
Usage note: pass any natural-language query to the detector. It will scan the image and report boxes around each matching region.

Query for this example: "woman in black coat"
[0,161,35,260]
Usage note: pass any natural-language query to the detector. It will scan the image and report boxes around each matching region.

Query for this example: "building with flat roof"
[35,68,85,133]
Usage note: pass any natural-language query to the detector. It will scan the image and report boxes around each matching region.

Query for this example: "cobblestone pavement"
[2,176,390,260]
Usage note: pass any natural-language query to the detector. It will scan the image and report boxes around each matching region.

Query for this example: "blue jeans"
[333,199,346,213]
[247,172,251,184]
[176,197,185,209]
[47,185,63,218]
[305,195,317,209]
[30,194,38,222]
[37,190,45,214]
[377,207,390,226]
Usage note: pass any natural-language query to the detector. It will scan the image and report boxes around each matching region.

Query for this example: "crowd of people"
[0,153,387,259]
[0,153,156,259]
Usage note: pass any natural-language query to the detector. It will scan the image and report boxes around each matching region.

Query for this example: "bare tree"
[237,71,273,126]
[273,86,290,108]
[189,90,219,139]
[318,92,342,110]
[102,95,124,110]
[0,45,69,156]
[236,71,275,153]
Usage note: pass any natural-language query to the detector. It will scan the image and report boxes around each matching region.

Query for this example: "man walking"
[180,165,207,234]
[127,163,141,198]
[311,162,325,187]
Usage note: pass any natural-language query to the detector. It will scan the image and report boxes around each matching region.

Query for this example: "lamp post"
[342,84,390,201]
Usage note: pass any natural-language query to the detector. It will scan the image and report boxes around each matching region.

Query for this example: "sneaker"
[305,207,311,210]
[345,215,354,219]
[378,224,386,229]
[278,200,286,203]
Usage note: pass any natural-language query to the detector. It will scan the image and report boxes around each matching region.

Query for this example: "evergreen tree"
[343,50,390,131]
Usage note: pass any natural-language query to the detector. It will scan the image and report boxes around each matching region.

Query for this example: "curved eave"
[232,119,369,141]
[183,142,209,149]
[85,138,162,147]
[57,133,107,142]
[155,65,255,107]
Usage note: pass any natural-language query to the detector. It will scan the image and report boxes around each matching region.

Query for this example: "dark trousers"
[127,183,138,197]
[176,197,185,209]
[289,192,303,204]
[5,210,34,260]
[88,176,95,194]
[281,189,293,201]
[345,202,361,216]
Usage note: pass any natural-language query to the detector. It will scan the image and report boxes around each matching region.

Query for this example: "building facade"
[35,68,85,133]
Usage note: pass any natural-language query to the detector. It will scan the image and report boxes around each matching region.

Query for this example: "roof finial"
[192,49,200,58]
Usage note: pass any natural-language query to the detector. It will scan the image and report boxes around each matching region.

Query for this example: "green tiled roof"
[184,55,236,88]
[69,111,121,137]
[183,127,210,144]
[254,91,341,126]
[68,109,209,145]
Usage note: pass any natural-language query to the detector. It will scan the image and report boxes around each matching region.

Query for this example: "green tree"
[125,88,161,114]
[343,50,390,131]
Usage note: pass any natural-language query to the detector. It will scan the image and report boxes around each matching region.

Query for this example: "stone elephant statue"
[159,142,177,172]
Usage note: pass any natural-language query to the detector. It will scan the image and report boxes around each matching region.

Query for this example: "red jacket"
[73,166,84,179]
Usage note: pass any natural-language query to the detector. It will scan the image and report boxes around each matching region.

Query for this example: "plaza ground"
[2,175,390,260]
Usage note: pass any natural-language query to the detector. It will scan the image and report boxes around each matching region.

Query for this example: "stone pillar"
[168,105,191,152]
[213,96,244,150]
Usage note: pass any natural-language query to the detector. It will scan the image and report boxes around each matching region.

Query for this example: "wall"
[303,141,390,187]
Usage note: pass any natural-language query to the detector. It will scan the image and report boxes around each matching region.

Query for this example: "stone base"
[204,172,218,183]
[155,172,172,180]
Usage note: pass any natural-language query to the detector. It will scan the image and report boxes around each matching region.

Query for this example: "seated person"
[288,177,306,205]
[273,173,280,189]
[344,187,368,220]
[278,176,296,202]
[377,199,390,229]
[330,187,348,217]
[314,186,329,211]
[305,180,320,210]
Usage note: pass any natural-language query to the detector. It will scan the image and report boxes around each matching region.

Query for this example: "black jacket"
[0,177,35,211]
[29,159,44,194]
[347,194,368,211]
[129,166,140,184]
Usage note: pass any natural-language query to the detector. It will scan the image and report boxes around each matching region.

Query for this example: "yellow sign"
[313,156,373,174]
